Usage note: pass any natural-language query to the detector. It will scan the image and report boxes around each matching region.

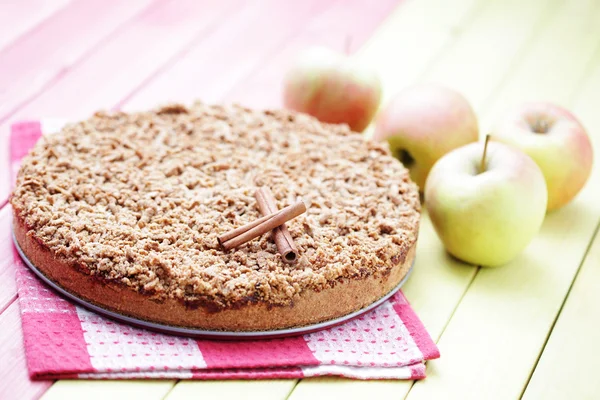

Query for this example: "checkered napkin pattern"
[10,120,439,380]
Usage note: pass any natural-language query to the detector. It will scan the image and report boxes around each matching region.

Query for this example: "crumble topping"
[11,102,420,308]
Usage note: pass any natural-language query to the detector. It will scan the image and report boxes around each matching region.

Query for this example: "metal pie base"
[13,230,413,339]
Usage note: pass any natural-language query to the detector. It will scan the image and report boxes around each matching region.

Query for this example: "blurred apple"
[283,47,381,132]
[490,102,593,211]
[425,140,547,267]
[373,84,479,189]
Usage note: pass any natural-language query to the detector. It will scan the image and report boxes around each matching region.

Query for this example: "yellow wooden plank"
[481,0,600,130]
[41,380,175,400]
[356,0,485,105]
[401,213,477,344]
[523,230,600,399]
[424,0,563,114]
[405,2,600,398]
[409,197,600,400]
[521,48,600,400]
[288,377,406,400]
[166,380,297,400]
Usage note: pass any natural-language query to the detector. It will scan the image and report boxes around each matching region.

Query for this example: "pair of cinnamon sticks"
[218,187,305,263]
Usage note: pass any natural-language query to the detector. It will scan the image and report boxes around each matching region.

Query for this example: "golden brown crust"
[14,213,415,331]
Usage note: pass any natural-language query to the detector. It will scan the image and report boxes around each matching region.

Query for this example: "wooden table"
[1,0,599,398]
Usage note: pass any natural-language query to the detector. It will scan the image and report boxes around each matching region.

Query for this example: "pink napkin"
[10,121,439,381]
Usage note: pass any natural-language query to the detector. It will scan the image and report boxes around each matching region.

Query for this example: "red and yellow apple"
[282,47,381,132]
[425,141,547,267]
[373,84,479,189]
[490,102,593,211]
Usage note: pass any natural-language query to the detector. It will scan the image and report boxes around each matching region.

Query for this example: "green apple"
[282,46,382,132]
[490,102,593,211]
[425,140,547,267]
[373,84,478,190]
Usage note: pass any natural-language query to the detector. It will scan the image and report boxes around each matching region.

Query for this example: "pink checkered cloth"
[10,121,439,381]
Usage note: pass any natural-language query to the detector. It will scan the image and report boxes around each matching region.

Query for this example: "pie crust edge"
[14,212,416,331]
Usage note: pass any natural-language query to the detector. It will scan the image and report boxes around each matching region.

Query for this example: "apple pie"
[11,102,420,331]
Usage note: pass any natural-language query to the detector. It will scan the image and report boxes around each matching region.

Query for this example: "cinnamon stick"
[218,212,277,245]
[219,200,306,251]
[255,187,300,263]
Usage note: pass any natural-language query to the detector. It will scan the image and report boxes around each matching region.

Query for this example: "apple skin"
[283,47,382,132]
[373,84,479,189]
[490,102,593,211]
[425,141,547,267]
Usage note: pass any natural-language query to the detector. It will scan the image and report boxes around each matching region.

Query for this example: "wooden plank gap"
[0,295,17,316]
[0,0,72,53]
[563,42,600,107]
[160,381,179,400]
[431,267,480,343]
[283,379,301,400]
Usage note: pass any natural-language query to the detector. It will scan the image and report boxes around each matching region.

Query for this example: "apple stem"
[344,35,352,55]
[480,134,491,173]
